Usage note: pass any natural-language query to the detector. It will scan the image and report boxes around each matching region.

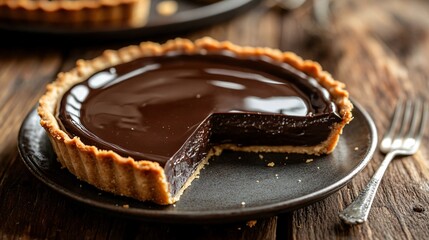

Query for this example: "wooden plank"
[0,50,61,183]
[289,1,429,239]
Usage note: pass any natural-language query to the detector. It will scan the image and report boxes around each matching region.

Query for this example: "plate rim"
[18,99,377,223]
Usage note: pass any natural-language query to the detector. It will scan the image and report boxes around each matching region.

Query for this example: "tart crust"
[38,37,353,204]
[0,0,150,27]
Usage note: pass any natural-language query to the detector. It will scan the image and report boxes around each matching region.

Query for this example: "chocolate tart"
[38,37,353,204]
[0,0,150,27]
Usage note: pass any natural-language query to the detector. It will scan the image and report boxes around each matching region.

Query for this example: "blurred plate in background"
[0,0,261,40]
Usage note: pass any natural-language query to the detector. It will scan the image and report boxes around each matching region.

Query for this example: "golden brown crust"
[0,0,150,27]
[38,37,353,204]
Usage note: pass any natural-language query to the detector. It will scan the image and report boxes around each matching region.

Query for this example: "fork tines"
[380,99,428,153]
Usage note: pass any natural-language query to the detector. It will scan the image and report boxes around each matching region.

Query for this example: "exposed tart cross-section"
[38,38,353,204]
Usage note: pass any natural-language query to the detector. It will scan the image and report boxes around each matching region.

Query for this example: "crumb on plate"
[246,220,257,228]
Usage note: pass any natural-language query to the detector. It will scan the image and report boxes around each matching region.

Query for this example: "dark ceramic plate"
[0,0,260,39]
[18,100,377,223]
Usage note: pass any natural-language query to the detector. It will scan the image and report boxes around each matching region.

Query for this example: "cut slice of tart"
[38,37,353,204]
[0,0,150,27]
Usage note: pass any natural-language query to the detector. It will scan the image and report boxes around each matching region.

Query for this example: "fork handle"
[339,151,398,224]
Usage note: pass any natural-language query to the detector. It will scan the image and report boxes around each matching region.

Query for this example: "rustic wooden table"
[1,0,429,239]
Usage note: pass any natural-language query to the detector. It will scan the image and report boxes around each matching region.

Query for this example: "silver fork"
[339,99,428,225]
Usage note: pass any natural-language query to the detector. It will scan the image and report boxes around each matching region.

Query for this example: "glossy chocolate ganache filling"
[57,51,342,195]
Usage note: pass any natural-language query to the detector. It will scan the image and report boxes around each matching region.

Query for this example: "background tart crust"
[38,37,353,204]
[0,0,150,27]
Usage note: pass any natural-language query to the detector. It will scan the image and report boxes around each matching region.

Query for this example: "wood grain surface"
[1,0,429,239]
